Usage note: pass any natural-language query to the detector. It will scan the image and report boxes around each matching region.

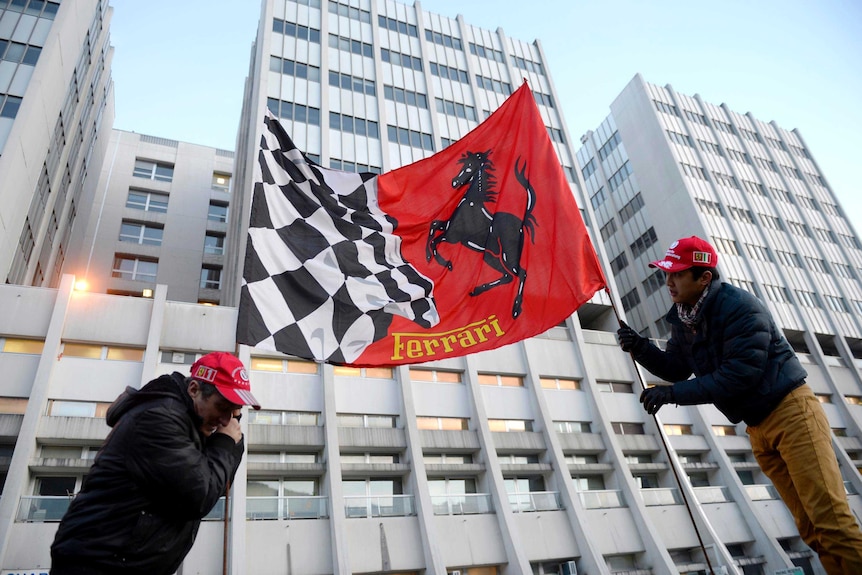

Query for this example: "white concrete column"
[0,274,76,563]
[321,363,351,574]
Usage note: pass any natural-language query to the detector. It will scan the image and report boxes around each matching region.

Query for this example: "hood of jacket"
[106,372,202,430]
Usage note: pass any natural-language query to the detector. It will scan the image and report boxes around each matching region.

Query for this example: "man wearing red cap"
[617,236,862,574]
[51,352,260,574]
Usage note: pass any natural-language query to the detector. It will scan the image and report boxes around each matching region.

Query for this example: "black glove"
[617,321,647,353]
[640,385,675,415]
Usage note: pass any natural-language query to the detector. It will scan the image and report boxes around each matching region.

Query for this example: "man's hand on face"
[215,412,243,443]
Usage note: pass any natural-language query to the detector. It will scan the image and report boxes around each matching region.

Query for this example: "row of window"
[0,39,41,65]
[271,56,320,82]
[653,99,808,156]
[272,18,321,43]
[328,1,370,23]
[3,0,59,18]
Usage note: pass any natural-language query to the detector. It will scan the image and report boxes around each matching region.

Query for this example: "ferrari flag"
[237,83,607,366]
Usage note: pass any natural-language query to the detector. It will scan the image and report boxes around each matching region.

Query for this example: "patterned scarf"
[676,284,710,331]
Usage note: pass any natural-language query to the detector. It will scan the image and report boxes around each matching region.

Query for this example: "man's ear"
[700,270,713,286]
[187,379,200,397]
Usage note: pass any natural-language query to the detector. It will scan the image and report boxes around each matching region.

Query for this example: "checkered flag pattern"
[237,113,439,364]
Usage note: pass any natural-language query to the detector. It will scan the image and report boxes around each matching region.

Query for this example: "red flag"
[358,83,606,364]
[238,83,606,366]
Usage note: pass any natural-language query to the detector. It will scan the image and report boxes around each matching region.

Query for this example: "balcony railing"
[431,493,493,515]
[693,485,731,503]
[246,496,329,520]
[344,494,415,518]
[745,484,780,501]
[17,496,72,522]
[577,489,625,509]
[640,487,683,506]
[508,491,562,513]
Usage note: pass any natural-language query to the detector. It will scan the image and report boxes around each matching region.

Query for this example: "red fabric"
[354,83,606,365]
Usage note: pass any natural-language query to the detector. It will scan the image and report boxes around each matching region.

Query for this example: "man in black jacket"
[51,351,260,575]
[618,236,862,575]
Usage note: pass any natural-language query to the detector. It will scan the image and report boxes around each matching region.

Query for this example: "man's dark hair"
[691,266,720,282]
[187,378,219,398]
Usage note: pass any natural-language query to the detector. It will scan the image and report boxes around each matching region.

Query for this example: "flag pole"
[604,286,718,575]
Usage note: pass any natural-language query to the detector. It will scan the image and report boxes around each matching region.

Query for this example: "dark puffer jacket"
[633,281,807,426]
[50,372,244,574]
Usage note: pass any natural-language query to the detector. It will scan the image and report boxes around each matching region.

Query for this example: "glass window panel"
[333,366,361,377]
[247,480,278,497]
[49,400,96,417]
[251,357,283,372]
[499,376,523,387]
[439,417,467,431]
[283,480,317,496]
[437,371,461,383]
[62,343,102,359]
[365,367,393,379]
[0,397,27,414]
[106,347,144,362]
[3,338,44,354]
[287,359,318,374]
[477,374,498,386]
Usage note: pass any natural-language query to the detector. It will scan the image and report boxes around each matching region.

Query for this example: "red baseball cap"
[190,352,260,410]
[649,236,718,272]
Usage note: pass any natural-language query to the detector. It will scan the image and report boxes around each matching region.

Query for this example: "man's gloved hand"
[617,321,648,353]
[640,385,675,415]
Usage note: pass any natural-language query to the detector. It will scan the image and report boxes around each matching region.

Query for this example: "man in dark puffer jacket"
[617,236,862,575]
[51,352,260,574]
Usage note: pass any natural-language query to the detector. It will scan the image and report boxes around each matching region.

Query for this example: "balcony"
[431,493,493,515]
[577,489,625,509]
[344,494,415,518]
[508,491,562,513]
[745,484,779,501]
[17,496,71,522]
[246,496,329,520]
[693,485,732,504]
[640,487,683,506]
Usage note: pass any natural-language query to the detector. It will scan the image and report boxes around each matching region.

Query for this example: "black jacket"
[633,281,807,426]
[51,372,244,574]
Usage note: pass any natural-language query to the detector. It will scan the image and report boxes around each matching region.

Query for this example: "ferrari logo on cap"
[693,251,712,264]
[194,365,218,383]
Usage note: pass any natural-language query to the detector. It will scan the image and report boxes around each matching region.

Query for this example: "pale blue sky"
[110,0,862,235]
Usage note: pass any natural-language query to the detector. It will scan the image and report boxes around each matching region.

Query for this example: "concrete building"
[0,0,114,287]
[0,4,861,575]
[66,129,236,304]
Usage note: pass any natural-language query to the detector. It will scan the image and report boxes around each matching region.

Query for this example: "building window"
[62,343,144,362]
[488,419,533,432]
[208,202,229,222]
[47,400,111,418]
[599,218,617,241]
[607,161,633,192]
[271,55,322,81]
[272,19,321,43]
[596,381,634,394]
[0,95,23,119]
[663,424,693,435]
[478,374,524,387]
[630,227,658,258]
[126,189,168,213]
[386,124,433,151]
[249,356,318,374]
[112,255,158,282]
[620,288,640,312]
[424,453,472,464]
[329,111,380,139]
[475,74,511,95]
[212,173,231,191]
[611,422,645,435]
[266,98,321,126]
[1,338,45,355]
[377,14,416,35]
[712,425,737,436]
[200,266,222,289]
[423,28,463,50]
[132,159,174,182]
[337,414,397,428]
[610,252,628,275]
[119,221,163,246]
[203,233,225,255]
[0,397,28,414]
[248,410,320,426]
[554,421,591,433]
[618,193,644,224]
[333,366,393,379]
[409,369,462,383]
[416,416,469,431]
[540,377,580,390]
[642,270,665,296]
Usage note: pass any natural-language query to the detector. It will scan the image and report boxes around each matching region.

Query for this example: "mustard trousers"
[747,384,862,575]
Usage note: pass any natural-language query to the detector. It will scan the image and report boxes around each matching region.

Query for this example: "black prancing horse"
[425,150,537,318]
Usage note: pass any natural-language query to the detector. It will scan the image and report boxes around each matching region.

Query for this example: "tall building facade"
[0,0,114,287]
[67,129,236,303]
[0,5,860,575]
